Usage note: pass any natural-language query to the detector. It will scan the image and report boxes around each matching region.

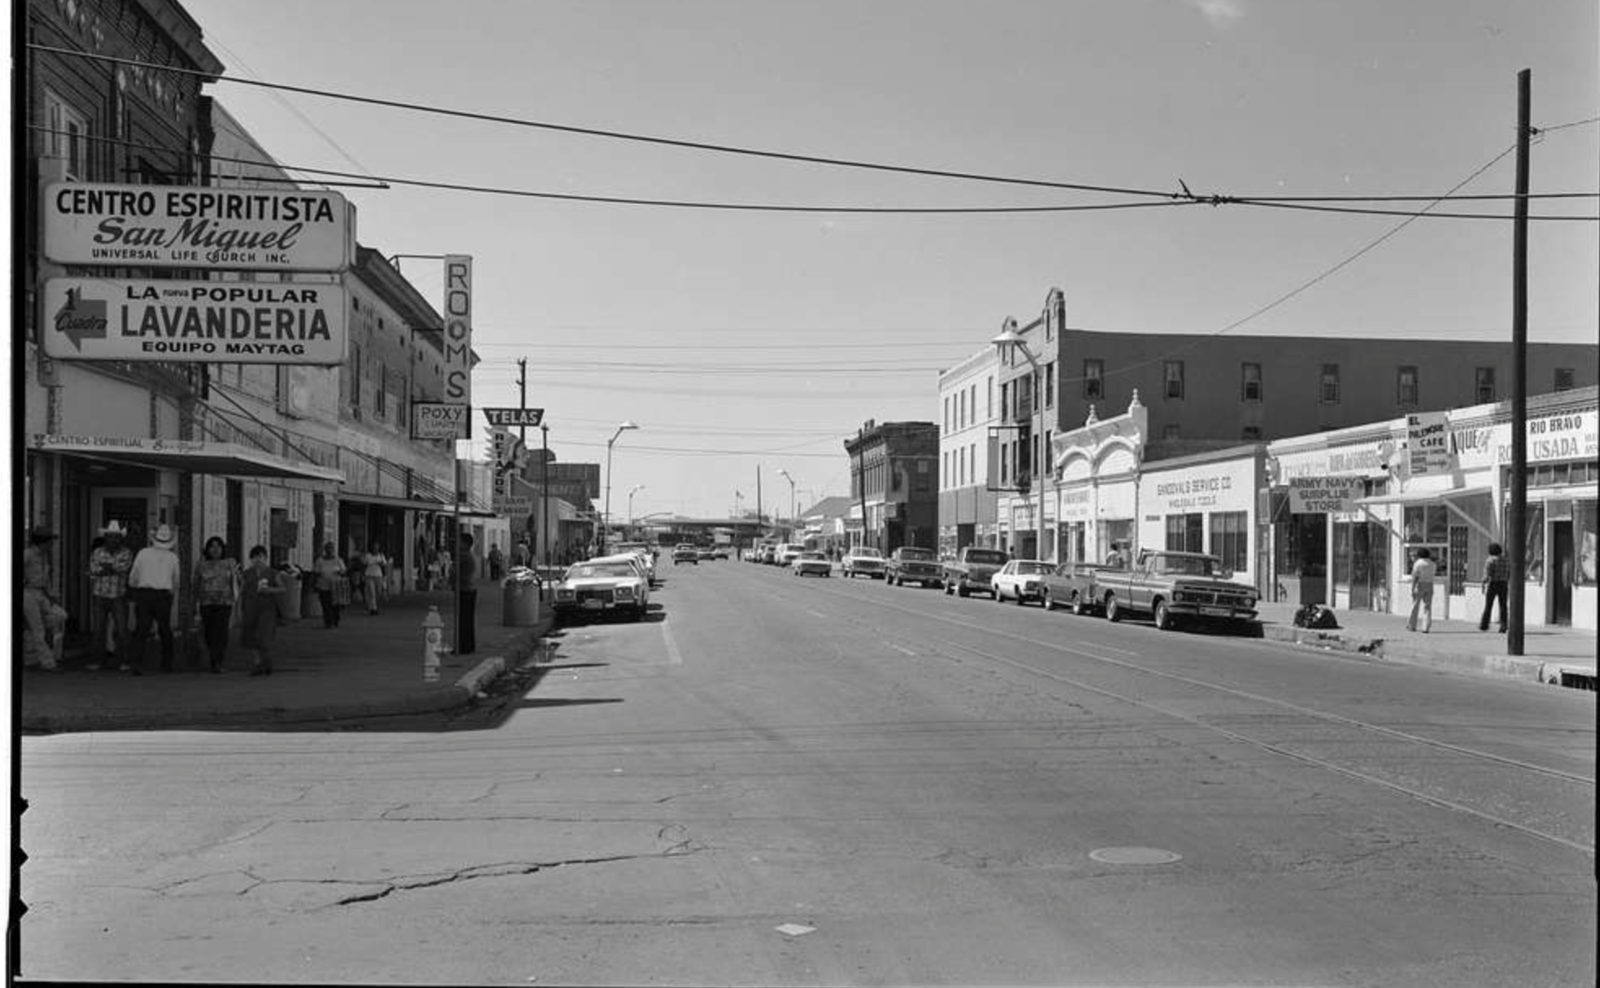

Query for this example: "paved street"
[18,561,1596,986]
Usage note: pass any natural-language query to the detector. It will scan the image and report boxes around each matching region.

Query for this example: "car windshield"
[851,548,882,558]
[567,564,637,579]
[898,548,934,561]
[965,550,1008,565]
[799,552,824,560]
[1154,555,1218,577]
[1014,561,1051,575]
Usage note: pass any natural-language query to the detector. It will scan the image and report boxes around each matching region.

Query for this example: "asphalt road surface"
[18,560,1597,986]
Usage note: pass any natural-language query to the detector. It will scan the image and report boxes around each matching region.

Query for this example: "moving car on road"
[791,551,833,577]
[672,544,699,565]
[553,558,650,621]
[942,546,1009,598]
[991,559,1053,605]
[840,546,886,579]
[1095,550,1259,632]
[774,543,805,567]
[1039,561,1110,614]
[885,546,942,587]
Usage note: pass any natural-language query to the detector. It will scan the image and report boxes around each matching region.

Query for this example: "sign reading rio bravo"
[42,183,353,272]
[42,278,348,365]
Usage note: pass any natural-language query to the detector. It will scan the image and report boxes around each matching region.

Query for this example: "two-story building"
[844,420,940,553]
[936,345,999,556]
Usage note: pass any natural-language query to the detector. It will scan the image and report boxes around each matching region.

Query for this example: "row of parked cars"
[836,544,1261,634]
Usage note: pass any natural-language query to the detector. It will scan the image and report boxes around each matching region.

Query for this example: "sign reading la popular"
[43,183,353,272]
[42,278,348,365]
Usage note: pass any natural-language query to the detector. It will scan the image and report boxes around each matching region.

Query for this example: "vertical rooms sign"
[442,255,473,432]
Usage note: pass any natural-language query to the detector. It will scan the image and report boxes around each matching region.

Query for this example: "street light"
[627,484,646,528]
[777,468,796,538]
[992,323,1048,562]
[601,420,639,555]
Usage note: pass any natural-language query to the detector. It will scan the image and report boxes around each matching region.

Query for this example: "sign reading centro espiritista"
[42,183,353,272]
[43,279,349,365]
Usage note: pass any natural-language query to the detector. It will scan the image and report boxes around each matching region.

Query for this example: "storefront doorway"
[1551,520,1574,626]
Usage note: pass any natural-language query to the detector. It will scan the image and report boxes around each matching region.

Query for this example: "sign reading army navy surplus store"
[42,183,353,272]
[42,279,349,365]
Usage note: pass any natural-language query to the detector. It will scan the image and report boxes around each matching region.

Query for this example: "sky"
[166,0,1596,520]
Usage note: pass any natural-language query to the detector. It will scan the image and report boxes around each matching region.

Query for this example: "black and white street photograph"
[9,1,1598,985]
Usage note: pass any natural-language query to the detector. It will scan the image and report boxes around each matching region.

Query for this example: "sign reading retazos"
[42,183,353,272]
[42,279,348,365]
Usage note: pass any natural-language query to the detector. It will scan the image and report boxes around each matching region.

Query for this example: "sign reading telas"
[42,278,348,365]
[483,407,545,427]
[43,183,353,272]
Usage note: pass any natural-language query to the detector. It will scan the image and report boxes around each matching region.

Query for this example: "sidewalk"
[19,586,555,734]
[1255,600,1597,688]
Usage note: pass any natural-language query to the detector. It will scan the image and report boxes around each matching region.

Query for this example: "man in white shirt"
[1406,547,1438,634]
[127,524,182,674]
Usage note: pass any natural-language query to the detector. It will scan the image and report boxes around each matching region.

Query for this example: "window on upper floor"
[1241,363,1262,403]
[970,384,978,424]
[350,343,363,409]
[1000,381,1010,421]
[375,361,388,419]
[1475,367,1496,404]
[1242,426,1262,441]
[1045,362,1055,408]
[1554,368,1576,391]
[1319,364,1341,404]
[43,88,90,181]
[969,442,977,485]
[1163,424,1181,440]
[1083,359,1104,401]
[1397,366,1419,407]
[987,376,994,418]
[943,397,950,433]
[1164,361,1184,400]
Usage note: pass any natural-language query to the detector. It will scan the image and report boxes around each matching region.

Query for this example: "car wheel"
[1016,589,1026,606]
[1071,592,1086,616]
[1106,593,1122,622]
[957,582,969,598]
[1154,599,1174,631]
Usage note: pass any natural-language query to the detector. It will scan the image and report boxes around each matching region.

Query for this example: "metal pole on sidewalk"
[541,423,550,569]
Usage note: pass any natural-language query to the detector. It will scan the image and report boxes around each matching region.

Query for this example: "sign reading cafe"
[42,279,349,366]
[42,183,353,272]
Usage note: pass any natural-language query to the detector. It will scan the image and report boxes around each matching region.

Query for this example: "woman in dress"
[238,545,285,676]
[362,541,389,615]
[193,536,240,673]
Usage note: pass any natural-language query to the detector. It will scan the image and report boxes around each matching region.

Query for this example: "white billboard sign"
[1407,412,1452,476]
[1288,476,1363,514]
[42,278,348,365]
[42,182,353,272]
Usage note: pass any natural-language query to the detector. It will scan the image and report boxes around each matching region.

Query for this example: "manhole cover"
[1089,847,1182,865]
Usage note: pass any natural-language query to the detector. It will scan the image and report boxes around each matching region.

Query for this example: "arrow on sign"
[54,286,110,350]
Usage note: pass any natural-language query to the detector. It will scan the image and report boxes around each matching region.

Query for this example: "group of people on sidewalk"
[1405,542,1511,634]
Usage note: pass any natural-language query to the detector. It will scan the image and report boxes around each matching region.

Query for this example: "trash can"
[279,571,303,620]
[502,570,541,627]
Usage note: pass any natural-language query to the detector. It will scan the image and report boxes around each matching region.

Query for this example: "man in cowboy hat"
[127,523,182,674]
[22,528,66,671]
[86,519,134,671]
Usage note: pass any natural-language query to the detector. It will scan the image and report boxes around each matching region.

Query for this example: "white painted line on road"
[806,609,828,619]
[660,619,684,666]
[1078,640,1139,655]
[887,642,917,656]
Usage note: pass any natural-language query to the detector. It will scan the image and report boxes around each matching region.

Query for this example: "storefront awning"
[340,492,454,512]
[1355,484,1492,506]
[31,433,343,483]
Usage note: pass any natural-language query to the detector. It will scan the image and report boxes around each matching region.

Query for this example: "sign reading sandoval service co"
[42,279,348,365]
[43,183,353,272]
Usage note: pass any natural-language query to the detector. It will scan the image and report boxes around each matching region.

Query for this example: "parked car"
[941,546,1010,598]
[885,546,942,587]
[588,552,652,586]
[698,548,717,561]
[791,550,832,577]
[840,546,886,579]
[672,543,699,565]
[1094,550,1259,632]
[1039,561,1111,614]
[713,547,730,559]
[775,543,805,567]
[552,558,650,621]
[759,545,777,564]
[991,559,1054,605]
[610,543,659,584]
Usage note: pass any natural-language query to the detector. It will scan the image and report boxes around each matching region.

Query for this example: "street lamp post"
[992,324,1048,562]
[778,469,796,539]
[601,420,639,555]
[627,484,645,531]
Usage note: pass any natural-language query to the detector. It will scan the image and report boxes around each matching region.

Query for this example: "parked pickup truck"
[941,546,1010,598]
[885,546,943,587]
[1094,550,1259,631]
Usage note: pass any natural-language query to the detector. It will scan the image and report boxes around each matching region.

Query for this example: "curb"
[1260,623,1582,684]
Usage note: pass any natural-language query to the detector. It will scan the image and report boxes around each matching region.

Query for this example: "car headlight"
[556,588,574,600]
[615,585,635,598]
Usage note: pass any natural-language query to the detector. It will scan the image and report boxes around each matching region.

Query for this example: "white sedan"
[991,559,1055,605]
[791,551,833,577]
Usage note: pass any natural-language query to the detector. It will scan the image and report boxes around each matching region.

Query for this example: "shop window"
[1164,361,1185,400]
[1242,426,1262,440]
[1403,504,1449,544]
[1521,502,1546,582]
[1397,366,1418,406]
[1319,364,1341,404]
[1166,513,1204,553]
[1083,359,1103,400]
[1554,368,1575,392]
[1241,363,1262,402]
[1576,500,1596,586]
[1333,522,1353,588]
[1475,367,1496,403]
[1209,511,1249,573]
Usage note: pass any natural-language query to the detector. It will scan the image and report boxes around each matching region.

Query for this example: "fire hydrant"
[421,605,445,682]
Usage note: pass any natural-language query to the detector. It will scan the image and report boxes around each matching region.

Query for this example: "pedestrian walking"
[512,540,529,568]
[239,545,285,676]
[1479,542,1509,633]
[1407,547,1437,633]
[362,542,390,615]
[488,543,504,582]
[22,528,67,672]
[456,533,478,655]
[312,542,347,628]
[127,524,182,673]
[86,520,134,670]
[193,536,240,673]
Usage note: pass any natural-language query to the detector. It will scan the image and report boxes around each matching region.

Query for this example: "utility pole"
[517,357,528,447]
[541,423,550,569]
[1508,68,1531,656]
[756,466,763,541]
